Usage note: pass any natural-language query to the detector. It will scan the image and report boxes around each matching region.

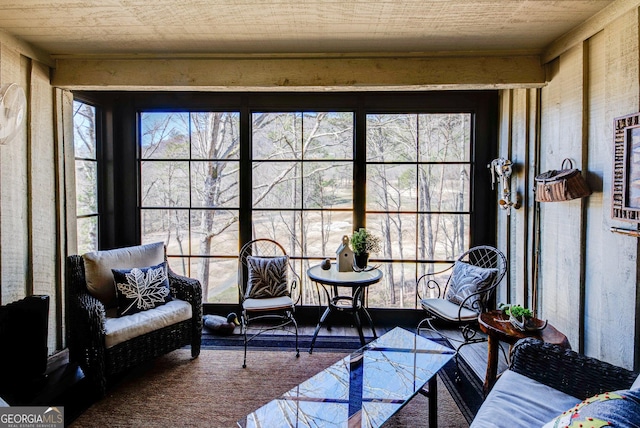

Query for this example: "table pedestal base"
[308,297,377,354]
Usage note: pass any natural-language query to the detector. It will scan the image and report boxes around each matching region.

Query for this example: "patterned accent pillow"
[445,261,498,312]
[542,389,640,428]
[112,261,172,316]
[245,256,290,299]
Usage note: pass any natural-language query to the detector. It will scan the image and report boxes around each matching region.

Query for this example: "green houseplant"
[350,228,381,268]
[499,303,547,332]
[503,304,532,319]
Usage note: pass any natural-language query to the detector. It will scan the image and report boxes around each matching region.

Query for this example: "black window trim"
[72,90,498,316]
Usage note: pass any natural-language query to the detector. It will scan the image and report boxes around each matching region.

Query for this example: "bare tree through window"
[73,100,99,254]
[137,109,472,307]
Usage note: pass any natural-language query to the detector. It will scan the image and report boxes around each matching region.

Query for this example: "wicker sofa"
[471,338,640,427]
[66,242,202,396]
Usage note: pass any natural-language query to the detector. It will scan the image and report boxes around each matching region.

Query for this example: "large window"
[139,112,240,303]
[365,114,471,307]
[251,112,354,304]
[73,100,99,254]
[90,91,496,309]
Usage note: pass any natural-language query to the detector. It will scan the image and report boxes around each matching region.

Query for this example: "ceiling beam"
[52,55,544,91]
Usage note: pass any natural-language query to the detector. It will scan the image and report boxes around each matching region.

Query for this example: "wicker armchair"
[470,338,640,427]
[66,253,202,396]
[509,338,638,400]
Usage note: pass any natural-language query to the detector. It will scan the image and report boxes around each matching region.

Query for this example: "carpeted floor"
[201,332,484,424]
[438,355,484,424]
[70,349,469,427]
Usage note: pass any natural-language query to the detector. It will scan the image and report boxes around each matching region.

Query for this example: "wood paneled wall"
[0,41,68,354]
[499,7,640,369]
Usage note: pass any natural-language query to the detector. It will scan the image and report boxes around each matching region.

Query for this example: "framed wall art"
[613,112,640,222]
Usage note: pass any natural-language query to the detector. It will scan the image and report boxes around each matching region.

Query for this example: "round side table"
[478,310,571,395]
[307,263,382,353]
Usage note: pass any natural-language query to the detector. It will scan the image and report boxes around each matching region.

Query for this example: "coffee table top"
[238,327,454,428]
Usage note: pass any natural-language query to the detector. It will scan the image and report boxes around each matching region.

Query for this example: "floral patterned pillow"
[112,261,172,316]
[445,261,498,312]
[245,256,290,299]
[543,389,640,428]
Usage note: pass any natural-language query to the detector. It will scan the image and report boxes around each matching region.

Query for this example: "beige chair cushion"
[104,299,192,349]
[243,296,294,312]
[82,242,165,308]
[421,297,478,322]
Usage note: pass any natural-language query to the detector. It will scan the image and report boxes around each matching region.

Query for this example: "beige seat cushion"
[421,297,478,322]
[82,242,165,308]
[104,299,192,349]
[243,296,294,312]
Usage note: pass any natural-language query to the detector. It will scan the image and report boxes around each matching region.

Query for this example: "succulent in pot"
[499,303,547,332]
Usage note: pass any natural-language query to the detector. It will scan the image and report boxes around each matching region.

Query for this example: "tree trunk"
[197,113,223,302]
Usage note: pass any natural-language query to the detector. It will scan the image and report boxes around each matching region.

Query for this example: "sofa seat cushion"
[104,299,192,349]
[470,370,581,428]
[632,373,640,390]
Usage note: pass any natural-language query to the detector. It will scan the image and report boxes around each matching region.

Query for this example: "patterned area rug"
[202,331,363,353]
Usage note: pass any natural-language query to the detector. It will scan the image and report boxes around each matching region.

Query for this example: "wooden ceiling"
[0,0,615,57]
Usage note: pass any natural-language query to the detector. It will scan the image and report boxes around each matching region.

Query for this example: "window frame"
[72,97,103,253]
[75,90,498,311]
[138,111,242,303]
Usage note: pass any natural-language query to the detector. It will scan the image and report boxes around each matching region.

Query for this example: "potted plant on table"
[499,303,547,332]
[350,228,381,269]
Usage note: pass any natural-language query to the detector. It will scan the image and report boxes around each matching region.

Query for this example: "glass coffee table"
[238,327,455,428]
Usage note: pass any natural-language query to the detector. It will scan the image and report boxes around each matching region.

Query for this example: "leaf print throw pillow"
[245,256,290,299]
[445,261,498,312]
[543,389,640,428]
[112,261,172,316]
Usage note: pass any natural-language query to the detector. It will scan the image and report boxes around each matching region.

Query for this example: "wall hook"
[489,158,520,214]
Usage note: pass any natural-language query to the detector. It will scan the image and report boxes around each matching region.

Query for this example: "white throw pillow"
[82,242,165,308]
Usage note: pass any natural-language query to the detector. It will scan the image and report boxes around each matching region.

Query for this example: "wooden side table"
[478,310,571,395]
